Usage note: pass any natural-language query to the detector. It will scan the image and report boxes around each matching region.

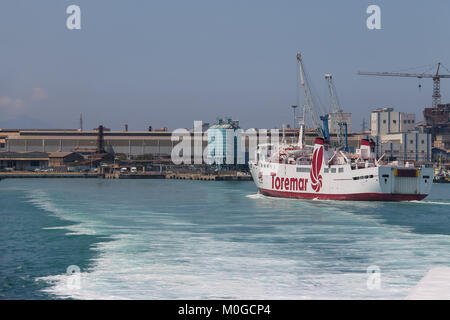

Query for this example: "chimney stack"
[97,125,105,153]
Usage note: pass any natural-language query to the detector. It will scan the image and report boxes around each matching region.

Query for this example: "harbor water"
[1,179,449,299]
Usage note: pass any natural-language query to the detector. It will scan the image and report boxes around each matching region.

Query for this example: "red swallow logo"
[310,146,323,192]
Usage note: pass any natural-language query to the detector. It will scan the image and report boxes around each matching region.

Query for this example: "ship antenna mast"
[297,105,307,149]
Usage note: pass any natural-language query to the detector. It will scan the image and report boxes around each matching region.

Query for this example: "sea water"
[0,179,449,299]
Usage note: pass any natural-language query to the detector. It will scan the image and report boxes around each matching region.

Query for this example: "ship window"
[331,168,336,173]
[412,120,415,123]
[338,168,344,173]
[383,120,386,124]
[324,168,329,173]
[423,175,430,179]
[421,140,424,144]
[352,176,359,180]
[382,174,389,178]
[410,140,414,144]
[369,175,374,178]
[393,120,397,124]
[404,120,407,124]
[364,175,369,179]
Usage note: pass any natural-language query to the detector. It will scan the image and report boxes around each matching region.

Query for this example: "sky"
[0,0,449,131]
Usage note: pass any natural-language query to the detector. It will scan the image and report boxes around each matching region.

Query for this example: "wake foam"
[410,200,450,206]
[27,181,450,300]
[26,189,97,235]
[245,193,265,199]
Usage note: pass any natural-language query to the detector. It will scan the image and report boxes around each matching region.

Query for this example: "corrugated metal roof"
[47,152,77,158]
[0,152,49,159]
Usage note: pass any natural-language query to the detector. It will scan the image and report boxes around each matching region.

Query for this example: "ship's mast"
[297,105,306,149]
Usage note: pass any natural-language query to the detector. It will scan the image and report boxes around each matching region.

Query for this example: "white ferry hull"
[250,163,433,201]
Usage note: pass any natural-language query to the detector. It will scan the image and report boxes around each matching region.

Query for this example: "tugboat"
[249,53,433,201]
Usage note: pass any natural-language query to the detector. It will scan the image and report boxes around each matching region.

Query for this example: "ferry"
[249,53,433,201]
[249,137,433,201]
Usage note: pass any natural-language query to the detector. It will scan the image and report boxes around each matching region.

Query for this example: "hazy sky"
[0,0,449,130]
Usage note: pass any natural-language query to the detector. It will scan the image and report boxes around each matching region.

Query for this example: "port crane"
[325,74,348,151]
[358,62,450,107]
[296,53,328,140]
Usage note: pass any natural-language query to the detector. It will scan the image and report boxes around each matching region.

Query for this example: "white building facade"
[377,132,431,162]
[371,107,416,136]
[370,108,431,162]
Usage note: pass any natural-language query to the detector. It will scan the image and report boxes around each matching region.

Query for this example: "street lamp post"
[291,105,298,129]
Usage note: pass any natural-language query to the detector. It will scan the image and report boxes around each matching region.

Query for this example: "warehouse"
[48,152,84,167]
[0,152,49,170]
[0,127,380,163]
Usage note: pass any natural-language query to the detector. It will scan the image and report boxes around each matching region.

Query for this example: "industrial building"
[1,126,372,166]
[328,110,352,134]
[369,107,432,162]
[378,132,431,162]
[370,107,416,136]
[48,152,85,167]
[422,103,450,161]
[0,151,83,170]
[0,128,175,157]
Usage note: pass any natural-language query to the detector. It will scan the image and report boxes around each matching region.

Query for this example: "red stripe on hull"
[259,188,428,201]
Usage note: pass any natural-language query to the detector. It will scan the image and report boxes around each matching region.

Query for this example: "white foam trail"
[42,226,70,231]
[245,193,265,199]
[36,233,405,300]
[26,189,97,236]
[246,192,313,202]
[37,220,450,300]
[410,200,450,206]
[25,181,450,300]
